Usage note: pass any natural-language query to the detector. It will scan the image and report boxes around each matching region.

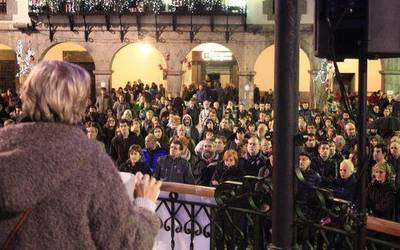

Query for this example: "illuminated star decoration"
[16,40,35,77]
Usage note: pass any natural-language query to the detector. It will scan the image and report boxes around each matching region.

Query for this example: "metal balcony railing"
[157,177,400,250]
[28,0,247,16]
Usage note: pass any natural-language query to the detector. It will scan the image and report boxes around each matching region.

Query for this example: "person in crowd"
[130,118,145,147]
[199,99,212,127]
[211,150,243,187]
[152,126,170,151]
[299,102,312,122]
[238,136,269,177]
[113,94,130,120]
[260,138,272,158]
[218,118,234,140]
[172,124,196,154]
[313,141,338,187]
[332,159,357,202]
[85,105,102,125]
[296,152,322,250]
[192,139,220,186]
[367,161,396,220]
[154,140,195,184]
[95,87,112,114]
[119,144,152,175]
[110,119,139,166]
[102,116,116,154]
[182,114,200,144]
[0,61,161,249]
[86,121,103,144]
[196,84,208,103]
[142,134,168,173]
[3,118,15,127]
[333,135,348,158]
[214,135,227,158]
[329,140,344,167]
[142,109,155,135]
[228,127,246,152]
[343,122,358,154]
[184,97,200,126]
[303,133,319,159]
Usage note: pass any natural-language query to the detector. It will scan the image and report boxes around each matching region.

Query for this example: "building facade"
[0,0,399,107]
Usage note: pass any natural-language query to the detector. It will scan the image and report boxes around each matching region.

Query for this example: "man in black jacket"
[238,136,269,177]
[110,119,142,167]
[154,140,195,184]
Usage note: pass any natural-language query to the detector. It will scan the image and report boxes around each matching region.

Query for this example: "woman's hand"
[134,173,162,203]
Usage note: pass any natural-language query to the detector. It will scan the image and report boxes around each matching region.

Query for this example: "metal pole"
[355,54,368,250]
[271,0,299,248]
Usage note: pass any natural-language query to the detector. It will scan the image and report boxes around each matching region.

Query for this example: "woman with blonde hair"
[332,159,357,202]
[0,61,161,249]
[367,161,396,219]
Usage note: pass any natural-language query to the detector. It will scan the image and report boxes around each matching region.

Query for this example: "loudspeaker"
[367,0,400,57]
[315,0,400,59]
[315,0,366,60]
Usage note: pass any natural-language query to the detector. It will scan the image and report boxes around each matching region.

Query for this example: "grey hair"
[21,60,91,125]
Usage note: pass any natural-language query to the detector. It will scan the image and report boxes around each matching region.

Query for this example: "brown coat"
[0,122,160,249]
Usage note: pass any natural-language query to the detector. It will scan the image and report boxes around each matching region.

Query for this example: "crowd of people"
[1,67,399,248]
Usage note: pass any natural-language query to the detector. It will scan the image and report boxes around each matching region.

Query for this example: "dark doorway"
[333,72,355,96]
[63,51,96,104]
[0,50,17,92]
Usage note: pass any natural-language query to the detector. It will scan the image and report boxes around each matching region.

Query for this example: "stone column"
[166,70,184,97]
[13,0,31,28]
[308,69,319,108]
[238,71,256,109]
[382,58,400,94]
[380,71,400,94]
[93,69,113,92]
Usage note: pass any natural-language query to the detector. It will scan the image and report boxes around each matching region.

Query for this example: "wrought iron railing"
[157,176,400,250]
[28,0,247,16]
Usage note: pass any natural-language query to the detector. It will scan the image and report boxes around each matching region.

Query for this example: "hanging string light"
[16,40,35,77]
[313,59,335,86]
[28,0,246,14]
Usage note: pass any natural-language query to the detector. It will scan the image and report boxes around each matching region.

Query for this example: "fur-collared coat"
[0,122,160,249]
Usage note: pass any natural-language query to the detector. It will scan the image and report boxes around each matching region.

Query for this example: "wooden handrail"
[367,216,400,237]
[161,182,215,198]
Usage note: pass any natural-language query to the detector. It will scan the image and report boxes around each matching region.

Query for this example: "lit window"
[0,0,6,14]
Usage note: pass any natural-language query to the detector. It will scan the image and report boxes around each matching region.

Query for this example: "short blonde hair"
[21,60,90,125]
[223,149,239,164]
[340,159,354,174]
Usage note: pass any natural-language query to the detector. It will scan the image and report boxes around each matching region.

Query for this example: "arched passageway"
[182,43,239,89]
[41,42,96,102]
[0,43,17,92]
[111,43,167,90]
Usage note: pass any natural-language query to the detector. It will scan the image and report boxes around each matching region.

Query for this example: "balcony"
[27,0,248,42]
[28,0,246,17]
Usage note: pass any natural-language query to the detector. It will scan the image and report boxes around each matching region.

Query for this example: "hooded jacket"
[182,114,200,144]
[0,122,159,249]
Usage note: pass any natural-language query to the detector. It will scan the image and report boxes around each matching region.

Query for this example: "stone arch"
[181,42,240,88]
[335,59,382,93]
[110,42,167,89]
[0,43,17,91]
[0,43,18,92]
[41,42,97,102]
[253,45,312,92]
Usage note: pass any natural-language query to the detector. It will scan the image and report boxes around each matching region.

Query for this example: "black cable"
[326,1,357,123]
